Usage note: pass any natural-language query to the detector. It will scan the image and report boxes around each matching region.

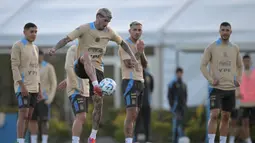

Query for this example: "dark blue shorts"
[122,79,144,108]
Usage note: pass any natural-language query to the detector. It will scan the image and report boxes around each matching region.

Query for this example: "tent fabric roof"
[1,0,254,49]
[0,0,185,46]
[164,0,255,51]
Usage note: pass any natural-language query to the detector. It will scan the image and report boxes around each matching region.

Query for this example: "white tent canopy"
[164,0,255,51]
[0,0,187,46]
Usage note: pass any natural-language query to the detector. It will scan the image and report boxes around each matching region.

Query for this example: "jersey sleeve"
[200,46,214,84]
[11,43,22,82]
[35,45,40,83]
[67,24,89,41]
[65,46,78,89]
[47,64,57,104]
[235,45,243,82]
[109,28,123,45]
[119,45,131,60]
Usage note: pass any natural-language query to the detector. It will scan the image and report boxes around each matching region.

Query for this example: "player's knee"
[230,119,237,126]
[221,111,230,122]
[76,113,86,124]
[210,110,219,121]
[242,118,249,127]
[126,107,138,121]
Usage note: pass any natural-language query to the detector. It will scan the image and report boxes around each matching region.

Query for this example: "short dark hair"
[176,67,183,73]
[39,48,44,55]
[220,22,231,28]
[24,23,37,30]
[129,21,142,28]
[243,53,250,59]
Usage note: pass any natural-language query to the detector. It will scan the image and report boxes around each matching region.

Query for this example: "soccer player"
[49,8,138,143]
[58,44,90,143]
[239,54,255,143]
[200,22,243,143]
[11,23,42,143]
[118,21,148,143]
[30,49,57,143]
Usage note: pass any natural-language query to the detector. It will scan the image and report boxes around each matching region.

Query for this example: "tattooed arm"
[110,28,137,62]
[49,25,86,55]
[54,37,72,51]
[120,41,137,62]
[140,53,148,68]
[135,52,148,69]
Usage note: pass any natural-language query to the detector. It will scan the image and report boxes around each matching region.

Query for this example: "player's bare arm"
[140,53,148,69]
[123,59,134,68]
[55,37,72,50]
[136,40,147,68]
[120,40,138,63]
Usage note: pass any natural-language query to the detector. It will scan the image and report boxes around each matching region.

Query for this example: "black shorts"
[122,79,144,108]
[69,94,88,115]
[231,109,239,119]
[209,88,235,112]
[16,92,38,109]
[31,100,50,121]
[240,107,255,118]
[74,58,104,96]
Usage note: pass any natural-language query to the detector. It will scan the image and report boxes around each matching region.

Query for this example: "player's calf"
[217,111,230,143]
[219,111,230,136]
[208,109,220,133]
[242,118,252,143]
[89,95,103,141]
[124,107,138,143]
[41,120,49,143]
[29,120,38,143]
[72,112,86,143]
[208,109,220,143]
[17,108,29,143]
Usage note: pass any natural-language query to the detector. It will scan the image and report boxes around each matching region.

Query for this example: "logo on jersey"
[88,48,104,59]
[95,37,100,42]
[223,52,228,57]
[218,60,231,72]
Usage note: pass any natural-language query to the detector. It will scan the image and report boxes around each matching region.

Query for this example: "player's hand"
[236,94,243,99]
[57,80,67,90]
[44,100,50,105]
[234,80,240,87]
[20,84,29,96]
[93,85,103,97]
[37,92,44,102]
[212,79,219,86]
[49,48,56,56]
[235,88,243,99]
[136,40,145,53]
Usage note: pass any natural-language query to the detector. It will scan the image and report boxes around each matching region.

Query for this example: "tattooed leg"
[124,107,138,137]
[92,95,103,130]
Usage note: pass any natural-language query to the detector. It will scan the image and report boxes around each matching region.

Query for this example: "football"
[99,78,117,96]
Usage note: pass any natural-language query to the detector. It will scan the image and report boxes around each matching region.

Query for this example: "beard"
[221,35,230,41]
